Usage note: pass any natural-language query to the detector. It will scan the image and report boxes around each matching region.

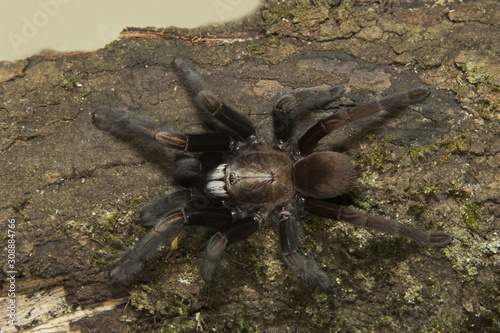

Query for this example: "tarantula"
[93,58,452,288]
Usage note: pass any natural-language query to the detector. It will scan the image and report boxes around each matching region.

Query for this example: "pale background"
[1,0,260,61]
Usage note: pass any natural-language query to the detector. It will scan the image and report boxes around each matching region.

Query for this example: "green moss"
[262,0,338,33]
[356,133,398,172]
[476,98,496,120]
[461,202,482,230]
[163,291,195,317]
[423,321,449,333]
[247,43,266,54]
[408,136,450,162]
[93,195,144,250]
[457,58,490,84]
[476,86,499,121]
[61,77,82,90]
[351,194,372,211]
[454,60,499,121]
[130,286,196,321]
[333,0,364,34]
[58,196,145,265]
[104,195,144,223]
[441,131,468,162]
[160,319,195,333]
[128,287,157,314]
[407,132,469,163]
[261,3,294,28]
[376,315,398,331]
[247,37,279,54]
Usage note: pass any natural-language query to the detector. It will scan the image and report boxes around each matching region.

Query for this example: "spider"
[93,57,453,288]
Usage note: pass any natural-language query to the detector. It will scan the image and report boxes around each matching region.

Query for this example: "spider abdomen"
[293,152,356,199]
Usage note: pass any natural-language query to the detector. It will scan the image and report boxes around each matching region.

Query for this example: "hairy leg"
[93,108,234,152]
[110,190,234,283]
[174,152,225,182]
[273,86,345,146]
[110,210,186,283]
[297,88,431,155]
[173,58,258,143]
[304,198,453,246]
[277,210,330,288]
[200,216,261,282]
[141,189,192,227]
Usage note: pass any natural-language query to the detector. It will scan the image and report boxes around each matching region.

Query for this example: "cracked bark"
[0,0,498,332]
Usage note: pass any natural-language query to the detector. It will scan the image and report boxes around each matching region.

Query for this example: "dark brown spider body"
[93,57,453,288]
[207,147,357,205]
[293,151,357,199]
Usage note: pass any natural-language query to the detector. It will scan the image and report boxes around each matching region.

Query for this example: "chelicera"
[93,58,452,288]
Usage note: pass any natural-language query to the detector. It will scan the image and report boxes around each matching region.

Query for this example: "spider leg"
[110,190,234,283]
[174,152,225,181]
[273,86,345,146]
[173,58,257,143]
[200,216,261,282]
[141,188,192,227]
[277,210,330,288]
[93,108,234,152]
[141,188,224,227]
[297,88,431,155]
[110,209,186,283]
[303,198,453,246]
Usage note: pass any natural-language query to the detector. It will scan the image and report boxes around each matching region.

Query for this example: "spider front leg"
[110,209,186,283]
[304,198,453,246]
[272,86,345,146]
[277,209,330,288]
[93,108,234,152]
[110,189,235,283]
[141,188,193,227]
[173,58,258,143]
[297,88,431,155]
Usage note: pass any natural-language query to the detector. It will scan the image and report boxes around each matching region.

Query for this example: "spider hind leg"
[278,210,331,288]
[297,88,431,155]
[304,198,453,246]
[201,216,261,282]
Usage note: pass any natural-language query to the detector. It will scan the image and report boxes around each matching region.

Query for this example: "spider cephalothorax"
[93,58,452,288]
